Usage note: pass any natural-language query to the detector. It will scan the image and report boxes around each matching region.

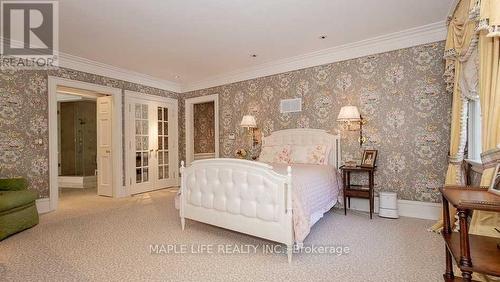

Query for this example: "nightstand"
[339,165,376,219]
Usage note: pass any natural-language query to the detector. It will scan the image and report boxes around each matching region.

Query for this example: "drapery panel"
[444,0,478,186]
[431,0,500,233]
[430,0,476,232]
[469,31,500,238]
[432,1,499,280]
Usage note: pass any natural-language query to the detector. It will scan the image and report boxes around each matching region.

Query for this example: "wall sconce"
[337,106,366,147]
[240,115,258,146]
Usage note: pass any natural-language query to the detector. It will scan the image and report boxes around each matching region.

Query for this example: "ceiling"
[59,0,454,92]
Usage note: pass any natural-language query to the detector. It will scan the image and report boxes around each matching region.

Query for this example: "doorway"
[48,77,123,211]
[185,94,219,165]
[125,91,179,195]
[57,88,102,195]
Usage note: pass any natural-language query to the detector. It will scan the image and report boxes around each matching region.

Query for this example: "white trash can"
[378,192,399,219]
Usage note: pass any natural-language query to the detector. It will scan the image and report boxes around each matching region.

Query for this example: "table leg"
[458,209,472,281]
[442,195,454,280]
[444,246,455,280]
[343,170,347,216]
[369,171,373,219]
[442,195,451,234]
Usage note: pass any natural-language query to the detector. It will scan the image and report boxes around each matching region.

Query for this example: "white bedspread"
[269,163,342,243]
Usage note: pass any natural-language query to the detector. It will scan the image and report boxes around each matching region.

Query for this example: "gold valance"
[473,0,500,37]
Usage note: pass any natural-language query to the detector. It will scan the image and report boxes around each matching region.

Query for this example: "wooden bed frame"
[179,129,341,262]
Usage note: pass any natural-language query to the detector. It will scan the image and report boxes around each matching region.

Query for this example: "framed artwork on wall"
[361,150,377,168]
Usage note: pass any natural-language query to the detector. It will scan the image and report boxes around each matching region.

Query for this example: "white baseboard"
[346,197,441,220]
[58,176,97,189]
[36,198,51,214]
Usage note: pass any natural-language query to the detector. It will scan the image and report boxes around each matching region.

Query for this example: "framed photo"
[488,164,500,196]
[361,150,377,168]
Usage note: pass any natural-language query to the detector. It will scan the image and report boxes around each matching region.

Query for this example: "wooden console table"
[440,186,500,281]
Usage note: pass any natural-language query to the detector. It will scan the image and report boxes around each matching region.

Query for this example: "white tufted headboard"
[261,128,341,168]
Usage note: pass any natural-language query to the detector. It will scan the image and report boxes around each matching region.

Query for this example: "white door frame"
[185,94,219,165]
[124,91,179,194]
[48,76,124,211]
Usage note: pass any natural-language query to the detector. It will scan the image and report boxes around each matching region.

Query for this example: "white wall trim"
[58,52,182,93]
[185,94,220,165]
[48,77,124,211]
[346,197,441,220]
[2,36,181,93]
[58,176,97,189]
[3,20,447,94]
[36,198,51,214]
[125,90,178,104]
[182,21,447,92]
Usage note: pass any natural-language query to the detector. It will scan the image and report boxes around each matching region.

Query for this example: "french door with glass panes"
[127,97,178,194]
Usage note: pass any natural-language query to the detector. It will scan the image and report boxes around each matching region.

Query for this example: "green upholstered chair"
[0,178,39,240]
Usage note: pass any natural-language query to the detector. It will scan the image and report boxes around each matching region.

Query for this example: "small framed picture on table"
[488,164,500,196]
[361,150,377,168]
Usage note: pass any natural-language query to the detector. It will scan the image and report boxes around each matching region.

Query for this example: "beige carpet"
[0,188,445,281]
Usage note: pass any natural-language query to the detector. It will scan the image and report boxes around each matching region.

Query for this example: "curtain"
[469,0,500,238]
[429,0,478,232]
[446,1,499,280]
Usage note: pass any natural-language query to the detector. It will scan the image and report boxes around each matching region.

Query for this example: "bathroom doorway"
[48,77,124,212]
[57,86,111,204]
[57,87,103,195]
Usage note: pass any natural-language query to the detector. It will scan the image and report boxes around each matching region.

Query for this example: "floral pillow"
[259,145,292,164]
[291,144,330,165]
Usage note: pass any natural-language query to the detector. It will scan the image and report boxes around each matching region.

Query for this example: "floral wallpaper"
[193,102,215,154]
[0,41,451,203]
[0,68,178,198]
[182,41,451,203]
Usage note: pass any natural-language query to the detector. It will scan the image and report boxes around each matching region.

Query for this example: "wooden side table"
[340,165,376,219]
[440,186,500,281]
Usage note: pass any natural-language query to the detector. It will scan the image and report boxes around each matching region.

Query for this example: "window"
[467,99,482,162]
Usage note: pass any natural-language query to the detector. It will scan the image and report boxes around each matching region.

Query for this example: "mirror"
[488,164,500,196]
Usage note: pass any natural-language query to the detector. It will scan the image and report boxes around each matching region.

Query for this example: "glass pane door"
[157,106,169,180]
[134,103,149,184]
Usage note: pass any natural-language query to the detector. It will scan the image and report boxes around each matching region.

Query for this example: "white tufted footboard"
[179,158,294,262]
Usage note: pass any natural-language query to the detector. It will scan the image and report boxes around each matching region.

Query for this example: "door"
[131,101,153,194]
[128,98,177,194]
[97,96,113,196]
[155,104,176,188]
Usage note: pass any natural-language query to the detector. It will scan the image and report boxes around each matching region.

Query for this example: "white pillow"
[291,144,330,165]
[259,145,292,164]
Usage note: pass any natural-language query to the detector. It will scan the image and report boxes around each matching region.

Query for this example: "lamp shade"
[240,115,257,128]
[337,106,361,121]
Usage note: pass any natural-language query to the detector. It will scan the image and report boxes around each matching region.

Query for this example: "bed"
[179,128,342,262]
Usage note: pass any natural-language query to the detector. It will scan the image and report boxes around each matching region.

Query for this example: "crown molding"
[59,53,182,93]
[181,21,447,93]
[1,37,182,92]
[3,20,448,94]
